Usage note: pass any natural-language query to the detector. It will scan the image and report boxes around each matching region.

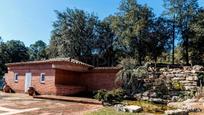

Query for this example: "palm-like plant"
[115,58,149,96]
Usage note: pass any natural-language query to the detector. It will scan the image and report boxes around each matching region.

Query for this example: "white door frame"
[25,73,32,92]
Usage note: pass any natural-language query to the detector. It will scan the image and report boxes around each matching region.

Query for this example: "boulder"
[134,93,142,100]
[171,96,180,102]
[193,65,204,71]
[149,92,157,98]
[149,98,167,104]
[167,102,185,109]
[114,104,125,112]
[184,86,197,90]
[165,109,188,115]
[182,105,202,112]
[198,97,204,102]
[186,76,198,81]
[183,99,197,103]
[123,105,143,113]
[172,77,186,81]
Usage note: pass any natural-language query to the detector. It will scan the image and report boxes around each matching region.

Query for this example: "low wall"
[79,68,119,91]
[157,66,204,91]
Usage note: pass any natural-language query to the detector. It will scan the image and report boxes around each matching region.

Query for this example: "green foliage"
[170,81,185,91]
[197,72,204,86]
[163,0,199,65]
[94,89,125,105]
[49,8,117,66]
[154,79,169,97]
[50,8,98,59]
[124,100,174,113]
[85,107,135,115]
[5,40,29,62]
[29,40,48,61]
[189,9,204,64]
[0,39,29,76]
[86,101,174,115]
[115,58,149,96]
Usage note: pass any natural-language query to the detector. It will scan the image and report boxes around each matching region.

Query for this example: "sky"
[0,0,203,46]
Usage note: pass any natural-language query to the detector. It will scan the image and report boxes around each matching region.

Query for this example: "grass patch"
[85,107,143,115]
[123,100,174,114]
[86,100,175,115]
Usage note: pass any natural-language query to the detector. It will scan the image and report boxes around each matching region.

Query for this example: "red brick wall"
[55,85,85,96]
[55,69,80,86]
[5,64,56,95]
[79,69,119,91]
[5,63,120,95]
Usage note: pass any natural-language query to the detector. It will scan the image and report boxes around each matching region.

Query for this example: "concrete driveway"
[0,92,102,115]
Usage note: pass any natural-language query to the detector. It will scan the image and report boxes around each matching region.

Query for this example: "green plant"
[197,72,204,86]
[154,79,169,97]
[115,58,149,96]
[94,88,125,105]
[171,81,184,91]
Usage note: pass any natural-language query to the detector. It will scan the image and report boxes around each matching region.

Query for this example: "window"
[14,73,18,82]
[40,73,45,83]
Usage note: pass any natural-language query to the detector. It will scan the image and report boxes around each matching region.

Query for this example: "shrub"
[197,72,204,86]
[171,81,184,91]
[94,88,125,105]
[154,79,169,97]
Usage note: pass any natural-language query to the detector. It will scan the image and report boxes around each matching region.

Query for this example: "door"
[25,73,32,92]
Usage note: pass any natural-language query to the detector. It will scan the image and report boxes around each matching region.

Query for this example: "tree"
[94,17,116,66]
[5,40,29,63]
[111,0,154,65]
[0,37,8,77]
[29,40,48,61]
[189,8,204,64]
[146,17,171,63]
[163,0,199,65]
[50,8,98,63]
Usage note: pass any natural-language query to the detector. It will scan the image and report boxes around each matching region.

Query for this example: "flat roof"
[6,58,94,68]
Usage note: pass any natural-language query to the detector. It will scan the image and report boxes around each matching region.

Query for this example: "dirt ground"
[0,92,102,115]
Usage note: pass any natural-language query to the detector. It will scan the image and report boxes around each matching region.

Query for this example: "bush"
[171,81,184,91]
[197,72,204,86]
[154,79,169,97]
[94,88,125,105]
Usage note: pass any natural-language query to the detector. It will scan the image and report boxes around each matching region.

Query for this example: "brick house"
[5,58,120,96]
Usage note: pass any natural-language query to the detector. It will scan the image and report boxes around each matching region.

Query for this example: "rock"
[184,86,197,90]
[149,92,157,98]
[198,97,204,102]
[150,98,167,104]
[123,105,143,113]
[175,73,185,77]
[165,109,188,115]
[182,105,202,112]
[142,91,150,97]
[134,93,142,100]
[167,102,185,109]
[172,77,186,81]
[193,65,204,71]
[183,99,197,103]
[141,96,149,101]
[186,76,198,81]
[171,96,179,102]
[183,66,192,71]
[114,104,125,112]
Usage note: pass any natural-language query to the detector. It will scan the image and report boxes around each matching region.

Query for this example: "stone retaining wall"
[149,65,204,91]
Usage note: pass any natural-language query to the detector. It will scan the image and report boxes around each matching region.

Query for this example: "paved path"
[0,92,102,115]
[34,95,101,105]
[0,107,39,115]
